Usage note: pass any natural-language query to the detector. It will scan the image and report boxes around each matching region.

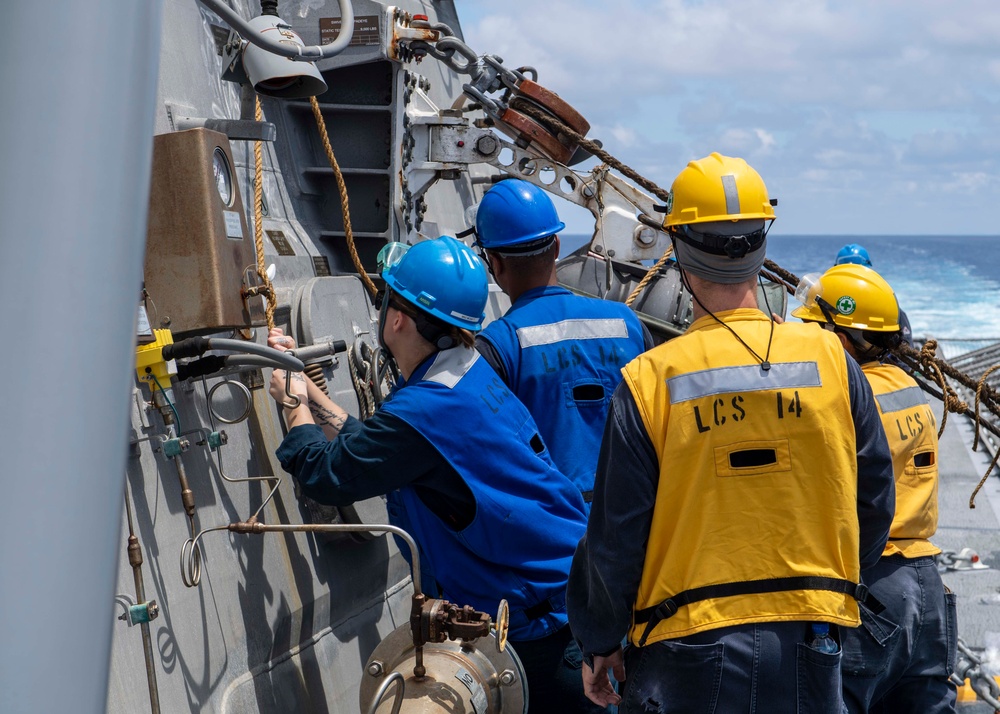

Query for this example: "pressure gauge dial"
[213,148,233,206]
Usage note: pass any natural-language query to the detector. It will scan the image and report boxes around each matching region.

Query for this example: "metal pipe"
[366,671,405,714]
[228,522,422,597]
[173,455,197,521]
[124,486,161,714]
[199,0,355,60]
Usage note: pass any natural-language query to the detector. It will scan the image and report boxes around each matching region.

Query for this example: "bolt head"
[475,135,498,155]
[366,661,384,677]
[636,227,657,246]
[499,669,516,686]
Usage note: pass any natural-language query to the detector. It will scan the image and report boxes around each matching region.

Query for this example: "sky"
[458,0,1000,236]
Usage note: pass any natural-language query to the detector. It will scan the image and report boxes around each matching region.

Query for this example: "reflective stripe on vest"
[478,286,647,507]
[875,385,925,414]
[515,317,629,348]
[667,362,821,404]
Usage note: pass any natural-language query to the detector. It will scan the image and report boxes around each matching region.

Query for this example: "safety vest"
[380,346,587,641]
[862,362,940,558]
[478,285,647,505]
[623,310,864,645]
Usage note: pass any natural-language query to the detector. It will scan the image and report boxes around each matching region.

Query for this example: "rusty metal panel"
[144,127,264,336]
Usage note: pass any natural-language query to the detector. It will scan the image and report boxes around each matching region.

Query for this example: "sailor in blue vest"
[267,236,603,712]
[473,179,652,509]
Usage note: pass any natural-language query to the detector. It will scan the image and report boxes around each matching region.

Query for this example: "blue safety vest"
[478,286,647,505]
[380,346,587,641]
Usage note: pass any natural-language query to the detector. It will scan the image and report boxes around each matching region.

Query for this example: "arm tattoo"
[308,398,346,431]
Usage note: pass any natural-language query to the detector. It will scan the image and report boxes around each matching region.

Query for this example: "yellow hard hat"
[663,152,776,228]
[791,264,900,332]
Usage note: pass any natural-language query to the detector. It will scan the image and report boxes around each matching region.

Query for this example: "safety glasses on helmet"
[376,242,410,274]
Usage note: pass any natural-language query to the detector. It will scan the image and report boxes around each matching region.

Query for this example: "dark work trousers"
[620,621,844,714]
[510,624,615,714]
[842,554,957,714]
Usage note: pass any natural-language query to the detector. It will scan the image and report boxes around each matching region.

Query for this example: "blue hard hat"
[475,179,565,251]
[382,236,488,331]
[835,243,872,267]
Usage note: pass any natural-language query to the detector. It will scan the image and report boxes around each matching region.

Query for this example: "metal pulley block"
[395,14,590,165]
[493,80,590,165]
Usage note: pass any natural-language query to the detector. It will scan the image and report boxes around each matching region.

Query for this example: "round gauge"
[213,148,233,206]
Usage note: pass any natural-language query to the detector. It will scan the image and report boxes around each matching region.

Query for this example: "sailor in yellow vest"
[792,264,957,713]
[566,153,896,713]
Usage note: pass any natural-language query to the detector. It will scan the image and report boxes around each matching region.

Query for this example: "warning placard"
[320,15,380,47]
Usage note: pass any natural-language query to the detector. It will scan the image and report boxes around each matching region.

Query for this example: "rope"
[625,245,673,307]
[309,96,378,297]
[513,91,1000,402]
[970,446,1000,510]
[762,259,801,291]
[348,345,377,420]
[508,97,672,203]
[968,364,1000,509]
[252,96,277,331]
[511,88,1000,507]
[973,365,1000,452]
[915,341,965,438]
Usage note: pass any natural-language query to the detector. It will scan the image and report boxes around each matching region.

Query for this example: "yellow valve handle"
[495,598,509,653]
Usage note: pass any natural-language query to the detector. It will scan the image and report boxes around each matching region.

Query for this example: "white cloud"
[608,124,638,147]
[457,0,1000,232]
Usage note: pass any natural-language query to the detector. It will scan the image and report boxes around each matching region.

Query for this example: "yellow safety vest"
[862,362,940,558]
[623,310,863,646]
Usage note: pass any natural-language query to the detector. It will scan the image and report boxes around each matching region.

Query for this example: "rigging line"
[626,244,673,308]
[974,365,1000,452]
[508,97,671,203]
[253,95,277,331]
[517,92,1000,428]
[309,95,378,297]
[522,76,1000,494]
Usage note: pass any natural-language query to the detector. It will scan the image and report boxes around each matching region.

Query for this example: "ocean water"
[562,234,1000,356]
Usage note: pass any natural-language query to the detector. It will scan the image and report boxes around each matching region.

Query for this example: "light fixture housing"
[222,15,327,99]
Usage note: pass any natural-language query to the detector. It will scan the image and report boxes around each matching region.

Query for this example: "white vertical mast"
[0,2,164,712]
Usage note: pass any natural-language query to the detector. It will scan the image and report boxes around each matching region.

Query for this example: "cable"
[150,373,180,430]
[681,267,774,371]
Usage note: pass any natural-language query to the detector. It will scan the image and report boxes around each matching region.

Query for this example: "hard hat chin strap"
[675,224,767,258]
[413,312,457,351]
[379,288,458,354]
